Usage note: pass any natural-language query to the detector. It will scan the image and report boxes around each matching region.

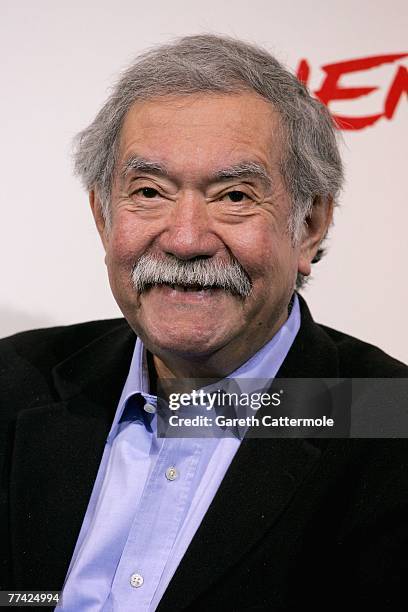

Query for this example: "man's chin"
[144,326,227,359]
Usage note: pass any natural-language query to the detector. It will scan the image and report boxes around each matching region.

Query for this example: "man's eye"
[132,187,159,198]
[223,191,250,203]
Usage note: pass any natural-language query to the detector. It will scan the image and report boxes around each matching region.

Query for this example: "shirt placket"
[108,435,202,611]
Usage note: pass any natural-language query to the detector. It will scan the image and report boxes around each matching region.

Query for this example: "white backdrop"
[1,0,407,362]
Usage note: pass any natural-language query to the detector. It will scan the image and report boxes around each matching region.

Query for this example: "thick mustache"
[131,253,252,297]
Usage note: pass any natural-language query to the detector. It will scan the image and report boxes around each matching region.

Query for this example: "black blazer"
[1,294,408,611]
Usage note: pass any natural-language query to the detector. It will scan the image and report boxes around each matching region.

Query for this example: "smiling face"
[91,91,328,376]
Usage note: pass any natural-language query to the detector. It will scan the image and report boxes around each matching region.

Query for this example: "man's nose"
[158,191,221,260]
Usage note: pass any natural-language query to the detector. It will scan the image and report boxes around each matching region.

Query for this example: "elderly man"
[1,34,407,611]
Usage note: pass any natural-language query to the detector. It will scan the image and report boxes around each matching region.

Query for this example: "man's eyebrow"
[120,155,169,181]
[119,156,273,189]
[211,162,273,189]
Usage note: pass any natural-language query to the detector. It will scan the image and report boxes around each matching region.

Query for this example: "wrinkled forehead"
[115,92,285,181]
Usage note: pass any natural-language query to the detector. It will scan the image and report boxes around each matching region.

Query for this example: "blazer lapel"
[275,293,340,379]
[157,437,322,611]
[158,294,340,610]
[9,322,136,589]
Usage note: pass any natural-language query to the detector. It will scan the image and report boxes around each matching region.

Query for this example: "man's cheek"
[243,247,278,279]
[105,251,136,297]
[105,249,134,273]
[107,233,143,267]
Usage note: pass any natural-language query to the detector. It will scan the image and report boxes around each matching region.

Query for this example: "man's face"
[94,92,307,359]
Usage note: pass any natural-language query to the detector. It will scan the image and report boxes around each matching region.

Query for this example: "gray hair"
[73,33,344,289]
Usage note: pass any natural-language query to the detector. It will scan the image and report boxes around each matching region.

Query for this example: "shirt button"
[144,402,156,414]
[130,573,144,588]
[165,466,178,481]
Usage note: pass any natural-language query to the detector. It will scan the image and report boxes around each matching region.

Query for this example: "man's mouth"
[165,283,216,292]
[140,282,231,305]
[146,282,220,293]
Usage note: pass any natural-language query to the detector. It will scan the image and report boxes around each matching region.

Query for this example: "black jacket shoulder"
[0,318,130,412]
[319,323,407,377]
[0,317,127,369]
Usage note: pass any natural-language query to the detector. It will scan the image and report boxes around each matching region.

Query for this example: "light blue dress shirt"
[60,294,300,611]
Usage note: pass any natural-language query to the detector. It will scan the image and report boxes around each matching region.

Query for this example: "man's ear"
[89,190,109,252]
[297,196,334,277]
